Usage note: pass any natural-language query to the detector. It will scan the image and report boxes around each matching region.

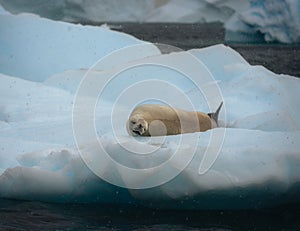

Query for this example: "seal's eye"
[131,121,136,125]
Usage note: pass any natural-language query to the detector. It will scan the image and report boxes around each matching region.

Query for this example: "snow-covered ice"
[1,0,300,43]
[0,11,159,82]
[0,10,299,209]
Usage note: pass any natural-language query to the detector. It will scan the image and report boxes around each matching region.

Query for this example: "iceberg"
[225,0,300,43]
[0,0,247,23]
[1,0,299,43]
[146,0,250,23]
[0,10,300,209]
[0,0,157,23]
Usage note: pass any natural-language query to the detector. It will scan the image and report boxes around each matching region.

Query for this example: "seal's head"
[127,114,148,136]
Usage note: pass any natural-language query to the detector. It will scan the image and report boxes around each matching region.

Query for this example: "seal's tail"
[208,101,223,125]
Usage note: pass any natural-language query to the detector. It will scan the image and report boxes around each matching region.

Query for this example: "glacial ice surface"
[0,11,299,209]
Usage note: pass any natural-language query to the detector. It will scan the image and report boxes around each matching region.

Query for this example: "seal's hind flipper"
[208,101,223,126]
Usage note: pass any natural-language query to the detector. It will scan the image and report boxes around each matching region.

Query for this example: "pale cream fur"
[127,104,218,136]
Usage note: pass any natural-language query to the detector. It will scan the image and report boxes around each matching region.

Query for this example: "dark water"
[1,23,300,230]
[1,199,300,230]
[108,22,300,78]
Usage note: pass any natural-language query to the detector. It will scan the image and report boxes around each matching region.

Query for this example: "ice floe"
[0,10,299,209]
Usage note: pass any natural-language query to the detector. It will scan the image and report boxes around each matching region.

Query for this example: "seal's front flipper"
[208,101,223,126]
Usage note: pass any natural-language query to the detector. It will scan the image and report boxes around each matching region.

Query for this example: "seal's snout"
[132,126,144,136]
[127,115,148,136]
[132,120,147,136]
[132,129,142,136]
